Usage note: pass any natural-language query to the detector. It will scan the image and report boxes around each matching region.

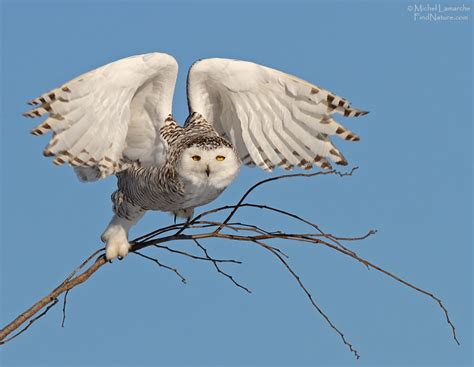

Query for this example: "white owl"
[24,53,368,260]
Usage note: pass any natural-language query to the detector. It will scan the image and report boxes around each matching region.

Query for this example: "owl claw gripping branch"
[24,52,368,260]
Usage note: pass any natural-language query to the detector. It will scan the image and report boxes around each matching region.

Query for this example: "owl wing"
[186,58,368,171]
[24,52,178,180]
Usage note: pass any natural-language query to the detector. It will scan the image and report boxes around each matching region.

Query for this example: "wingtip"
[53,156,66,165]
[321,162,333,170]
[43,149,54,157]
[353,109,369,117]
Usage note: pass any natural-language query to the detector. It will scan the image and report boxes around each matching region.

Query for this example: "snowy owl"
[24,53,368,260]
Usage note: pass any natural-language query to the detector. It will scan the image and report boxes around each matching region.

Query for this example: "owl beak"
[205,165,210,177]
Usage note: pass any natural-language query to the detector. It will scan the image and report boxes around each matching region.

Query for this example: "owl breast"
[180,178,226,209]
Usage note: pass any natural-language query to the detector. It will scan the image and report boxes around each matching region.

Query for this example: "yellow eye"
[192,155,201,161]
[216,155,225,161]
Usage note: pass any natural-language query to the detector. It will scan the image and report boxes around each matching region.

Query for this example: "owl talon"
[104,238,130,261]
[102,219,132,261]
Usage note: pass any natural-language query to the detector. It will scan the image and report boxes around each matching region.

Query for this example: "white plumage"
[24,52,368,260]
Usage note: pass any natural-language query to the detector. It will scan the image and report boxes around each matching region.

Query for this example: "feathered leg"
[102,191,145,260]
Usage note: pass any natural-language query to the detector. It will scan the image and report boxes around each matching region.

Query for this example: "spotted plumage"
[114,113,236,218]
[24,52,368,260]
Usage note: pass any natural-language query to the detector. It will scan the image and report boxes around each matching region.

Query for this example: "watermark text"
[406,3,470,22]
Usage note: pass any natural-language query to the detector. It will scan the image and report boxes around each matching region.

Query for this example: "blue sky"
[1,0,472,366]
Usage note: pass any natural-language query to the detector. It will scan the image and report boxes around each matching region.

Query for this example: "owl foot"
[101,224,131,261]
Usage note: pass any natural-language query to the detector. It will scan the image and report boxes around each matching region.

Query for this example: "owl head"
[177,137,241,190]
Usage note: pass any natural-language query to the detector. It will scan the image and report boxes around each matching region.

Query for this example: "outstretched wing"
[187,58,368,171]
[24,52,178,180]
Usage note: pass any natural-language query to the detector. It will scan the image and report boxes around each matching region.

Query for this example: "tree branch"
[0,168,460,358]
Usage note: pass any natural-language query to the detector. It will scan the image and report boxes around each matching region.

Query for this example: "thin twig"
[133,251,187,284]
[153,243,242,264]
[216,168,358,232]
[63,248,105,284]
[61,290,70,328]
[252,239,360,359]
[192,239,251,293]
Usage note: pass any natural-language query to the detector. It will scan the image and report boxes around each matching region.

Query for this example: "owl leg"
[102,193,145,260]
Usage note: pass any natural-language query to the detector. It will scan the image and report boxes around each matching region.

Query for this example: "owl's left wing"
[23,53,178,180]
[187,58,368,171]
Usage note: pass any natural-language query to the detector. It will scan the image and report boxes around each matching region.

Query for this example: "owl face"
[177,145,241,189]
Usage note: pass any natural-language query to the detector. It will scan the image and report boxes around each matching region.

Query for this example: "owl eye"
[192,155,201,161]
[216,155,226,161]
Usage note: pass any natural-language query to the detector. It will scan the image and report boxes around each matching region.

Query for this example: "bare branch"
[0,167,459,359]
[0,298,59,345]
[0,254,107,344]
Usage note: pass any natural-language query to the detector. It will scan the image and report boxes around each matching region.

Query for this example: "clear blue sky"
[1,1,472,366]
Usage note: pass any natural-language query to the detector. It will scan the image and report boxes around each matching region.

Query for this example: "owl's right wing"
[187,58,368,171]
[24,52,178,180]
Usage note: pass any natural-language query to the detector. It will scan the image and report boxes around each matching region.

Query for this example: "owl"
[24,53,368,260]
